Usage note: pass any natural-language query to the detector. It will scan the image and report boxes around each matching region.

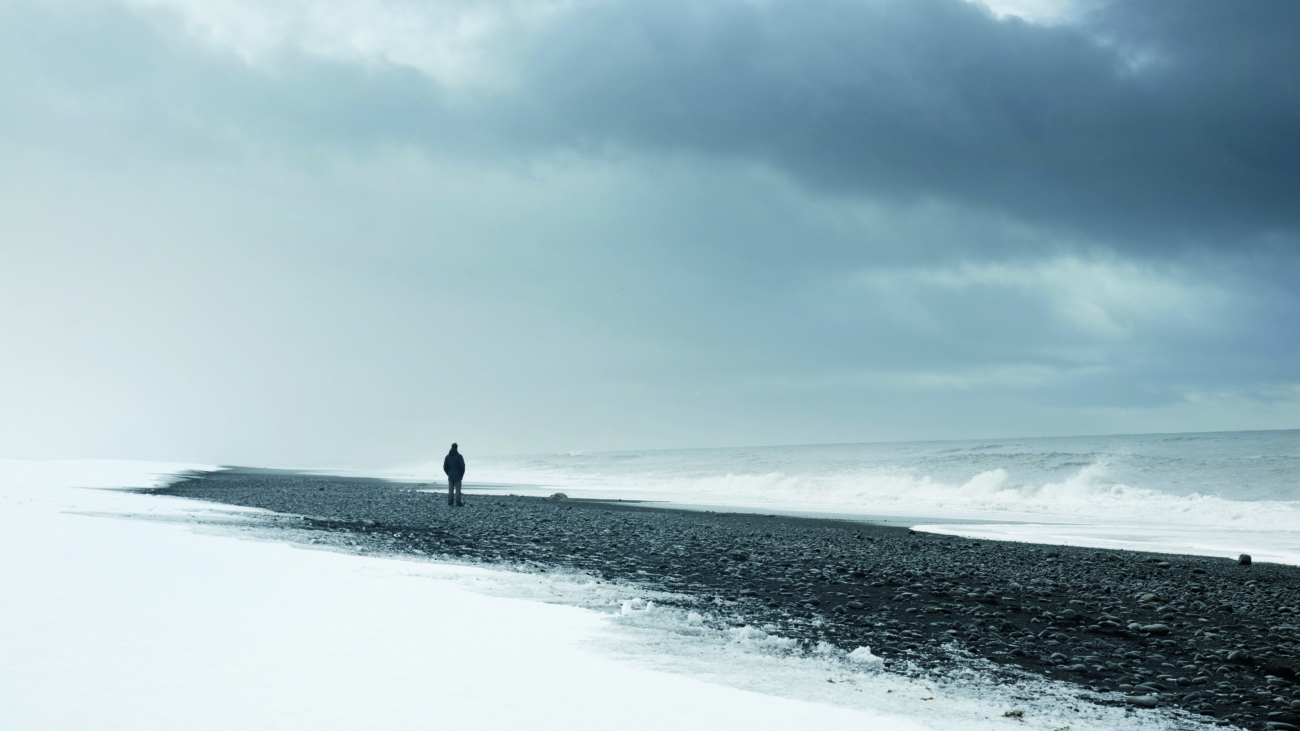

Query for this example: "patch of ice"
[621,597,654,615]
[846,646,884,670]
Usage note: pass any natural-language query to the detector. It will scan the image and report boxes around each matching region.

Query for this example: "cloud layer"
[113,0,1300,247]
[0,0,1297,462]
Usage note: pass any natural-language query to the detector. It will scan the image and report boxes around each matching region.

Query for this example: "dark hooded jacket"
[443,447,466,482]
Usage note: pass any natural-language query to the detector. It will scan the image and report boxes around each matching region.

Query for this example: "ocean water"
[405,430,1300,563]
[464,430,1298,526]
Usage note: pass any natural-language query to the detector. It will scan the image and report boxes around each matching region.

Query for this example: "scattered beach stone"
[549,493,568,500]
[1126,695,1159,707]
[1240,554,1253,566]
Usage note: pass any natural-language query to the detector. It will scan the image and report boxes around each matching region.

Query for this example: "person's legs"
[448,479,455,506]
[454,480,463,507]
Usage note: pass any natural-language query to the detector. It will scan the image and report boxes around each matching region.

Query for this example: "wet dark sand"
[153,469,1300,729]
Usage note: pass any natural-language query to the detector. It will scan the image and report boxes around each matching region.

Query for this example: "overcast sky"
[2,0,1298,465]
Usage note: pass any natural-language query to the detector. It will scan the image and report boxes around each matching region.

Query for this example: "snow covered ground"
[1,460,1208,730]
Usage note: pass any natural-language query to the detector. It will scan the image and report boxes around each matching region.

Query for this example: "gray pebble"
[1126,695,1159,707]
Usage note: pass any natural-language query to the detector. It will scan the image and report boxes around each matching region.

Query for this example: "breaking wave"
[642,462,1300,531]
[455,431,1300,532]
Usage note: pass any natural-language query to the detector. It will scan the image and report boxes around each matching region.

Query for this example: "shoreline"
[404,483,1300,566]
[154,468,1300,729]
[417,490,1053,527]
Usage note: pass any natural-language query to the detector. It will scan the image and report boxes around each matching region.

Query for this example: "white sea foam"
[640,463,1300,531]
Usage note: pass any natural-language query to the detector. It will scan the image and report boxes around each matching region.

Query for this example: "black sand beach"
[154,469,1300,729]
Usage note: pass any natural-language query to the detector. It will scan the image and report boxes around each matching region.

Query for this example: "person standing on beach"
[443,443,466,507]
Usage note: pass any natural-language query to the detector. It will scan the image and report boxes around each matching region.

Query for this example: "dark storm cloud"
[489,0,1300,250]
[9,0,1298,253]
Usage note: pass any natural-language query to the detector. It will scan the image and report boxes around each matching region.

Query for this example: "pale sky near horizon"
[2,0,1298,465]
